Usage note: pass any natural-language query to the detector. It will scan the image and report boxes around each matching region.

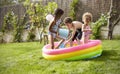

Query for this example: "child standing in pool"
[48,8,64,49]
[64,17,83,47]
[82,12,92,44]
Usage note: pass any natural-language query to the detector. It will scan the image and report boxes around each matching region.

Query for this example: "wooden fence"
[0,0,73,29]
[75,0,120,22]
[0,0,120,39]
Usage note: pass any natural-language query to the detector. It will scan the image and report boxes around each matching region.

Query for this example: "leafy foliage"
[24,0,57,27]
[45,2,58,14]
[69,0,79,20]
[24,0,58,42]
[0,0,26,6]
[2,11,17,32]
[2,10,28,42]
[14,13,29,42]
[1,0,58,43]
[91,14,108,39]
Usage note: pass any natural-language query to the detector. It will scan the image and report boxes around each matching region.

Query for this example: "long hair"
[54,8,64,19]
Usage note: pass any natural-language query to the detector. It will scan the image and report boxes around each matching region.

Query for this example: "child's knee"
[51,45,54,49]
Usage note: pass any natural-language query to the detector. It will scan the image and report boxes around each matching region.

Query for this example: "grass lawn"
[0,40,120,74]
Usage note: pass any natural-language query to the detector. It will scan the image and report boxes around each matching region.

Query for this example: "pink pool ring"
[42,40,102,60]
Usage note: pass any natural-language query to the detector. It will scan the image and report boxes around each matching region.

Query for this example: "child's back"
[64,17,83,46]
[72,21,82,29]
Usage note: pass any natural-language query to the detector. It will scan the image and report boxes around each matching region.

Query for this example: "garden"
[0,40,120,74]
[0,0,120,74]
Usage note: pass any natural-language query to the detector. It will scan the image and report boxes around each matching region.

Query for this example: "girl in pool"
[48,8,64,49]
[82,12,93,44]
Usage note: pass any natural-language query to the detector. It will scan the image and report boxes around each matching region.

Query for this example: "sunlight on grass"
[0,40,120,74]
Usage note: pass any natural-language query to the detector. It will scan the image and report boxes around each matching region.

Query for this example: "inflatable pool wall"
[42,40,102,60]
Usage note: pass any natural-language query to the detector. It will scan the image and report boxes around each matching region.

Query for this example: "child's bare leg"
[85,36,89,43]
[49,35,54,49]
[70,40,73,47]
[76,38,80,45]
[82,38,85,44]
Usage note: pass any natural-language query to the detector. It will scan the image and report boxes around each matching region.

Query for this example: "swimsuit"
[84,25,91,37]
[72,28,82,41]
[83,25,91,42]
[48,19,61,38]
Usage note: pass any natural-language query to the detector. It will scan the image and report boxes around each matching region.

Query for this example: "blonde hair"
[82,12,92,23]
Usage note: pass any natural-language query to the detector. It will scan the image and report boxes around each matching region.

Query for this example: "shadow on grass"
[91,50,120,61]
[65,50,120,62]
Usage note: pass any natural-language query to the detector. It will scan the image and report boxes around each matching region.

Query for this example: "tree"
[0,0,30,7]
[107,0,120,40]
[1,10,18,43]
[24,0,57,44]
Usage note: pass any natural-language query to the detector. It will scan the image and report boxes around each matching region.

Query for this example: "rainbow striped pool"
[42,40,102,60]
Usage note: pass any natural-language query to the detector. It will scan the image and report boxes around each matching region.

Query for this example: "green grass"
[0,40,120,74]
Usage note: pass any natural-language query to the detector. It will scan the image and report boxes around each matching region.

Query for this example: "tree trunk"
[107,0,113,40]
[107,0,120,40]
[108,23,113,40]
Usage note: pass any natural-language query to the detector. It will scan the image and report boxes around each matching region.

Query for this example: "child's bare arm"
[55,39,65,49]
[82,25,87,32]
[66,27,76,44]
[82,25,91,32]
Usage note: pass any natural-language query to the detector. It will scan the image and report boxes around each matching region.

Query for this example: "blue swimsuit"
[49,19,61,38]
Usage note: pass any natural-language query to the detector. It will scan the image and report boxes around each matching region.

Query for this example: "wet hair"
[82,12,92,22]
[54,8,64,18]
[63,17,73,24]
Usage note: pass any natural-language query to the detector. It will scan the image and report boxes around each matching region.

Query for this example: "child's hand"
[64,40,69,46]
[56,32,59,37]
[90,30,92,34]
[85,29,91,31]
[88,29,91,30]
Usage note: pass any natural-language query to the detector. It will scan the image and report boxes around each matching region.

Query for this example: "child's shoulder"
[49,19,56,25]
[73,21,83,25]
[72,21,83,29]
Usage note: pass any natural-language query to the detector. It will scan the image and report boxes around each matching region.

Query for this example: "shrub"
[91,14,108,39]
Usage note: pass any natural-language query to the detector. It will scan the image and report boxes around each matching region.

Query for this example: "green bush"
[24,0,58,42]
[69,0,79,20]
[91,14,108,39]
[2,11,17,32]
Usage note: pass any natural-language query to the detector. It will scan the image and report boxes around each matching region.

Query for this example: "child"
[64,17,83,47]
[82,12,92,44]
[48,8,64,49]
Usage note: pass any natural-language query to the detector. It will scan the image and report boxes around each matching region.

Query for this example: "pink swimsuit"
[84,25,91,37]
[83,25,91,43]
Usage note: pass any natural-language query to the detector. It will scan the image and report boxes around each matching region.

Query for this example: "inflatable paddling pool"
[42,40,102,60]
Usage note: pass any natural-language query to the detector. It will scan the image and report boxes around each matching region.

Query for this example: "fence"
[0,0,73,29]
[0,0,120,39]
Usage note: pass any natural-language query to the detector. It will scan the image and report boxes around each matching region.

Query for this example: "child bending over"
[64,17,83,47]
